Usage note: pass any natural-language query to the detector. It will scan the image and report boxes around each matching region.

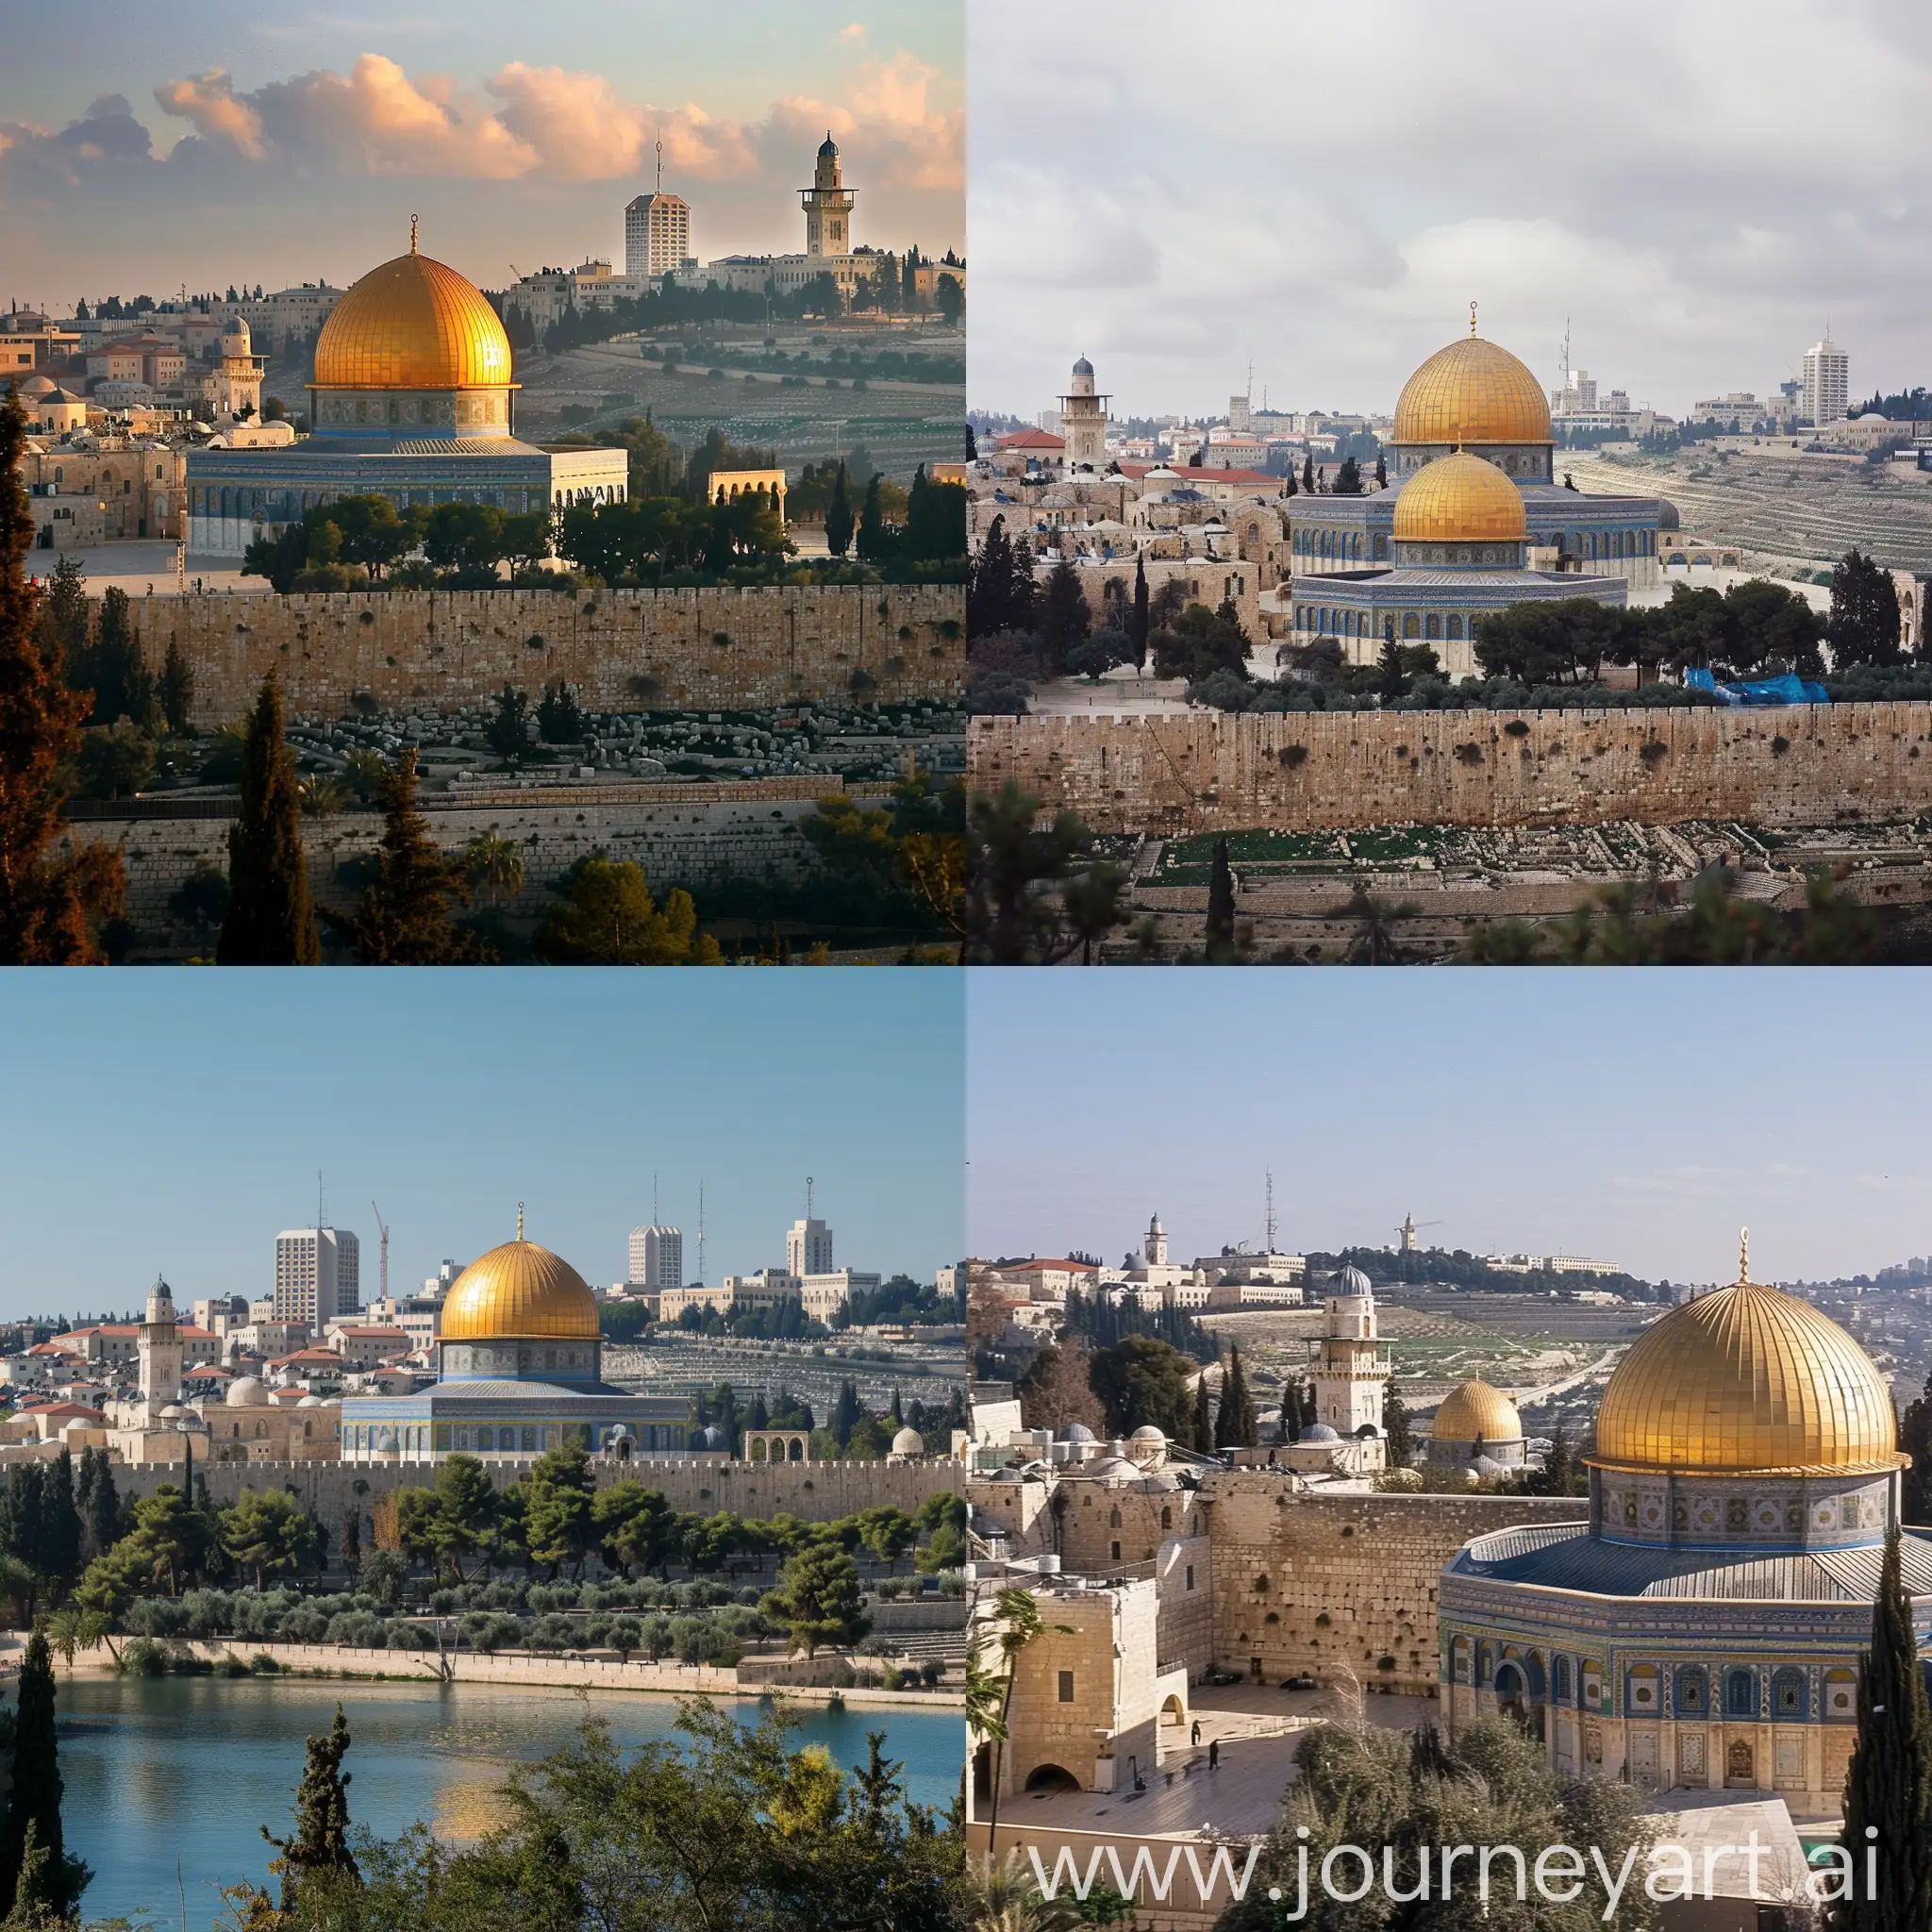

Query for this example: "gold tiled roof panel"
[1393,335,1553,446]
[1391,451,1527,542]
[312,249,513,391]
[1432,1379,1524,1443]
[440,1240,600,1342]
[1592,1276,1898,1474]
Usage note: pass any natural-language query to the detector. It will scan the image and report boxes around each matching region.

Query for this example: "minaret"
[1144,1214,1168,1267]
[1059,356,1110,469]
[139,1274,184,1413]
[801,135,855,258]
[1310,1266,1389,1466]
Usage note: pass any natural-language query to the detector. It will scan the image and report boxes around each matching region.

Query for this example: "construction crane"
[371,1202,390,1303]
[1395,1212,1444,1254]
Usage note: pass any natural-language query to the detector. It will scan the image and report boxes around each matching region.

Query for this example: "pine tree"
[159,633,193,735]
[824,463,854,558]
[331,749,490,963]
[1382,1388,1413,1467]
[72,585,154,726]
[1130,551,1150,672]
[1037,558,1091,674]
[0,389,125,963]
[1839,1527,1932,1931]
[263,1705,359,1910]
[218,671,319,964]
[1829,547,1904,669]
[77,1447,119,1562]
[0,1632,86,1921]
[1206,838,1236,957]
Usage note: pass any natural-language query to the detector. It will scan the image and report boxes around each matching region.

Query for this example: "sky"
[0,973,963,1322]
[968,0,1931,422]
[0,0,962,307]
[968,972,1932,1287]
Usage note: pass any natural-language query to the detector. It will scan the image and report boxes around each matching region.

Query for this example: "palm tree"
[37,1606,112,1667]
[958,1849,1092,1932]
[970,1586,1072,1870]
[465,827,525,908]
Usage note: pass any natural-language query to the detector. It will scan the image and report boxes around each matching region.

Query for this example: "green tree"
[0,1632,89,1922]
[1205,836,1237,958]
[1129,551,1150,672]
[262,1706,360,1911]
[158,634,193,734]
[967,781,1123,966]
[70,584,155,727]
[1900,1370,1932,1524]
[855,472,892,564]
[536,856,718,965]
[222,1488,311,1591]
[1382,1387,1414,1467]
[428,1455,499,1584]
[824,462,854,558]
[968,1586,1070,1871]
[1215,1343,1257,1449]
[760,1543,869,1657]
[537,677,585,744]
[525,1443,596,1578]
[465,827,525,908]
[75,719,155,800]
[0,390,125,963]
[1088,1334,1198,1439]
[331,748,491,963]
[219,671,319,964]
[1839,1525,1932,1932]
[486,683,533,760]
[1828,546,1903,669]
[1036,558,1092,674]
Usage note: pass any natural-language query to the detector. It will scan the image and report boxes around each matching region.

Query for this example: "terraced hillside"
[1568,446,1932,576]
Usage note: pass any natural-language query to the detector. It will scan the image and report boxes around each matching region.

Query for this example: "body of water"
[49,1674,963,1928]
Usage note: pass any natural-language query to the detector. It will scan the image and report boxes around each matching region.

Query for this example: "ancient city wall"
[61,782,872,929]
[121,584,964,725]
[101,1454,962,1525]
[970,704,1932,831]
[1198,1479,1585,1695]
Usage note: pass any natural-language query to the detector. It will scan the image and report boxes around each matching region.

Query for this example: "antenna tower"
[656,129,664,195]
[697,1181,707,1285]
[317,1169,325,1228]
[1559,317,1571,391]
[1265,1171,1276,1254]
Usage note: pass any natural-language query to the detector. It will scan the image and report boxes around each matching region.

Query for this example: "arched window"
[1160,1506,1172,1528]
[1447,615,1463,640]
[1675,1665,1707,1713]
[1554,1656,1573,1702]
[1404,613,1420,640]
[1772,1668,1807,1719]
[1426,613,1441,640]
[1724,1668,1756,1718]
[1108,1507,1123,1527]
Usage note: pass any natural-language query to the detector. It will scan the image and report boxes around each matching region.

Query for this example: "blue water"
[50,1675,963,1928]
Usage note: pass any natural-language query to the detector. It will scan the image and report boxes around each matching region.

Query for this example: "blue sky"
[967,971,1932,1286]
[0,1,961,306]
[970,0,1931,419]
[0,972,963,1322]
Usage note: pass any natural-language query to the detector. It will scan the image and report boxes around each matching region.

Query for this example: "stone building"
[16,438,187,545]
[1439,1239,1930,1816]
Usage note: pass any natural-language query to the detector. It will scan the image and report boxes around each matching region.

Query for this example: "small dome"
[1431,1379,1524,1446]
[225,1375,269,1407]
[1073,356,1094,376]
[1063,1423,1096,1443]
[891,1425,925,1456]
[17,375,55,398]
[1337,1266,1374,1296]
[1393,331,1552,446]
[1299,1423,1341,1443]
[296,1394,325,1408]
[1392,451,1528,544]
[1130,1424,1167,1441]
[222,315,252,351]
[818,134,840,158]
[158,1403,185,1420]
[1657,497,1681,531]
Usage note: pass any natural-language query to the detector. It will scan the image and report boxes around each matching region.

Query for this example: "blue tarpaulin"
[1685,667,1829,707]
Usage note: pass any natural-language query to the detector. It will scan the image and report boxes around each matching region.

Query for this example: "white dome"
[296,1394,325,1408]
[1063,1423,1096,1443]
[891,1425,925,1456]
[1337,1266,1374,1295]
[158,1403,185,1420]
[1299,1423,1341,1443]
[222,316,252,351]
[225,1375,269,1407]
[1130,1424,1167,1441]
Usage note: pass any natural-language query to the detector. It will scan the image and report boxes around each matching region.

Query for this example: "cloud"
[153,71,266,160]
[840,22,868,43]
[0,95,154,198]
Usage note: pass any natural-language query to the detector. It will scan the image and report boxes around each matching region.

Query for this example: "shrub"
[118,1639,167,1676]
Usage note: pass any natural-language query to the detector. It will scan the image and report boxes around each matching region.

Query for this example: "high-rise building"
[275,1226,360,1326]
[625,192,691,278]
[1802,336,1849,426]
[800,135,855,258]
[629,1224,684,1291]
[787,1216,834,1277]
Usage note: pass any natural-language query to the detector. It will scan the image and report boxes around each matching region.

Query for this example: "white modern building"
[1802,336,1849,427]
[787,1215,834,1277]
[628,1223,684,1292]
[274,1226,360,1327]
[625,191,692,278]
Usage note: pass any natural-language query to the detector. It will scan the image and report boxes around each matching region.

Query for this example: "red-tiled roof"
[998,428,1066,451]
[1008,1258,1099,1274]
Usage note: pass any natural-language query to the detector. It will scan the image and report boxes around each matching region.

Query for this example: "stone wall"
[121,584,964,725]
[63,782,875,930]
[1197,1477,1586,1695]
[969,704,1932,832]
[105,1454,961,1525]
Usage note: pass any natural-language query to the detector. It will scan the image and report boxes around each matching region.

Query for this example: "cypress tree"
[1216,1345,1257,1449]
[1840,1526,1932,1931]
[1206,838,1236,957]
[43,1449,80,1585]
[855,474,889,563]
[1302,455,1315,493]
[218,670,319,964]
[331,749,489,963]
[159,633,194,735]
[1901,1371,1932,1524]
[263,1705,359,1910]
[1130,551,1150,672]
[1383,1388,1413,1468]
[1191,1374,1213,1454]
[824,462,854,558]
[78,1447,119,1562]
[0,389,125,962]
[0,1632,86,1920]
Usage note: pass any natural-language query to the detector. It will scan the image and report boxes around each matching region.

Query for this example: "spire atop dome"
[517,1200,525,1241]
[410,212,418,256]
[1470,299,1478,338]
[1739,1225,1750,1283]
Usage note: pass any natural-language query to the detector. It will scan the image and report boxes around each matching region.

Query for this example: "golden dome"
[1393,333,1552,446]
[441,1238,599,1342]
[1431,1379,1524,1444]
[1391,451,1527,544]
[312,238,513,392]
[1591,1247,1902,1476]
